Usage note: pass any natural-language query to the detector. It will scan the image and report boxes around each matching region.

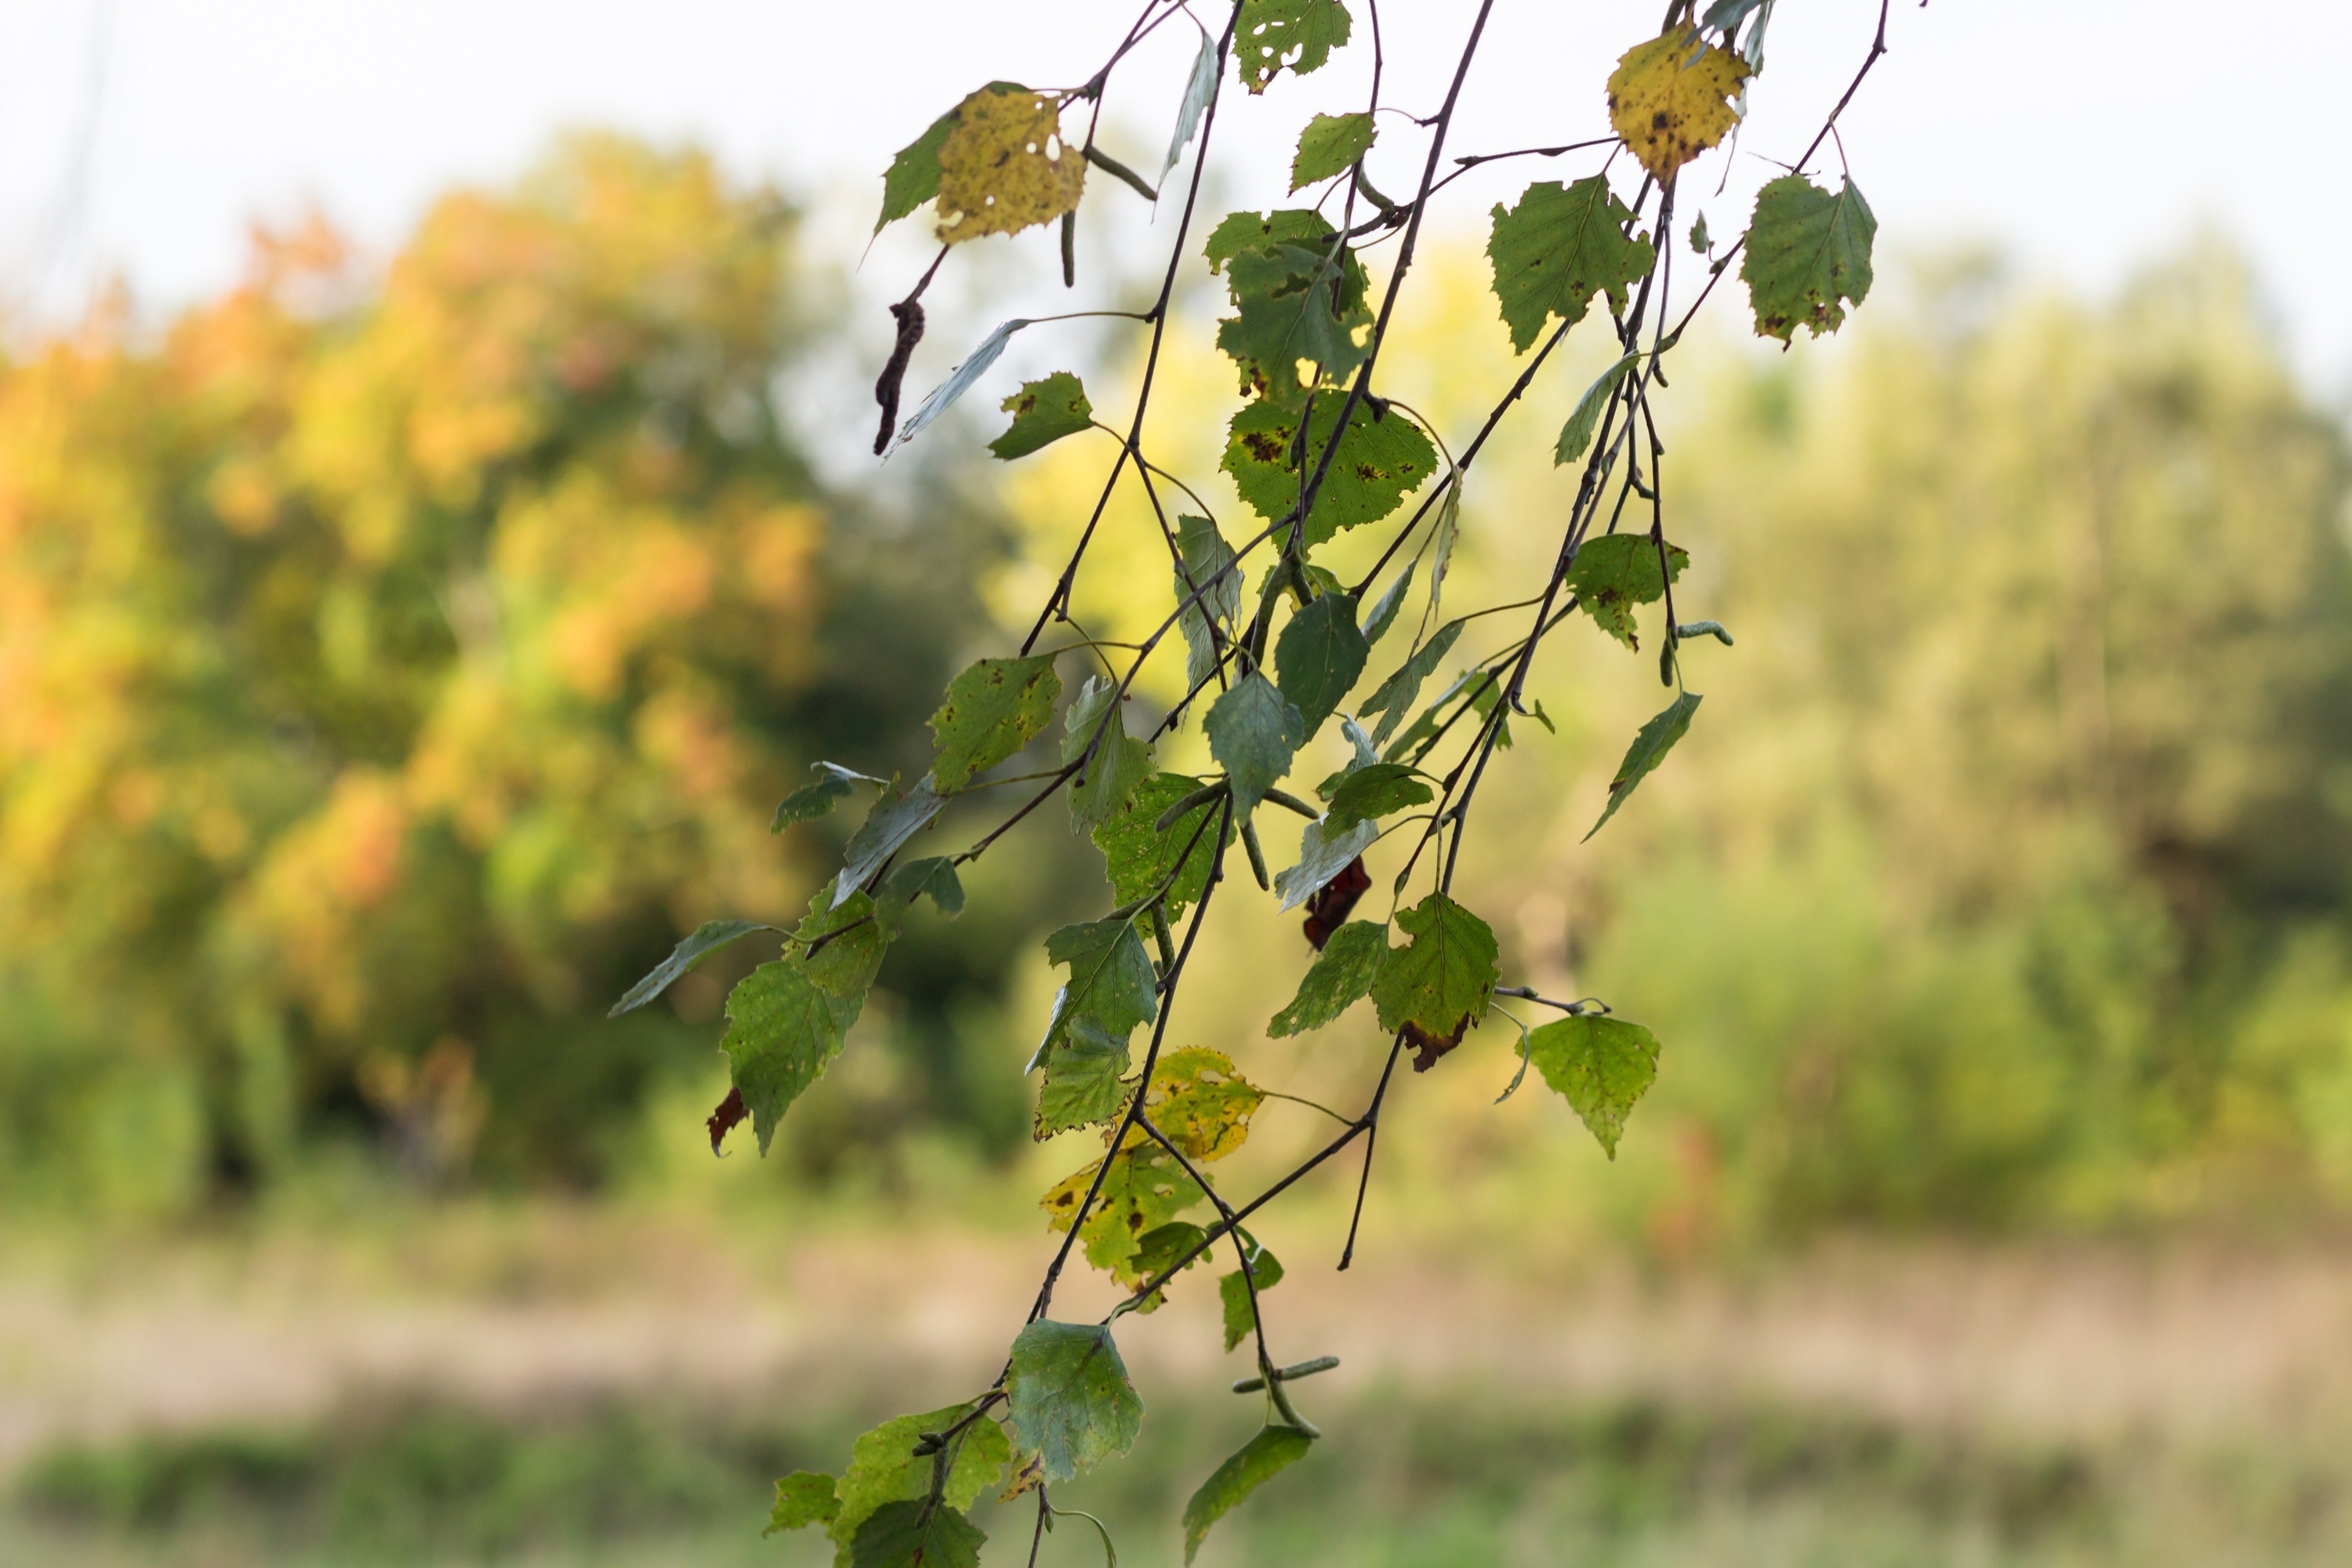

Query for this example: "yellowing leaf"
[1606,28,1749,184]
[1145,1047,1265,1161]
[1041,1127,1208,1284]
[935,87,1086,244]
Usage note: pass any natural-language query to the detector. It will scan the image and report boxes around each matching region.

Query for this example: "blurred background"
[5,2,2352,1565]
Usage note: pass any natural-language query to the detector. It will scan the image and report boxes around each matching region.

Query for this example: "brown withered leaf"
[706,1086,748,1153]
[1402,1018,1468,1073]
[1302,855,1370,949]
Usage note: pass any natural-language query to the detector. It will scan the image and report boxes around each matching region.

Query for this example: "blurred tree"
[0,135,1040,1207]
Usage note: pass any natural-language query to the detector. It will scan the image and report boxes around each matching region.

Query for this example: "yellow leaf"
[1145,1047,1264,1162]
[935,87,1087,244]
[1605,28,1749,185]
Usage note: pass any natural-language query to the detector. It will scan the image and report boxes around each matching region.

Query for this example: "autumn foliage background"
[8,131,2352,1566]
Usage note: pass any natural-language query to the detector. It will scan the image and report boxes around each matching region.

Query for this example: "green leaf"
[930,655,1062,792]
[1092,773,1229,920]
[832,1404,1009,1559]
[1234,0,1352,93]
[1218,1242,1285,1351]
[1131,1219,1210,1312]
[1268,919,1388,1036]
[1323,762,1431,833]
[1047,918,1159,1042]
[1370,892,1498,1045]
[1586,691,1700,840]
[721,960,851,1154]
[1217,241,1374,403]
[1564,533,1688,650]
[875,103,964,233]
[1360,620,1464,746]
[1174,515,1244,695]
[834,775,948,909]
[1224,397,1436,544]
[1207,671,1306,820]
[1526,1014,1661,1158]
[1485,177,1654,354]
[765,1472,840,1537]
[851,1501,985,1568]
[793,890,895,1004]
[1275,591,1367,736]
[1555,352,1638,466]
[1182,1425,1315,1563]
[1064,677,1153,833]
[989,371,1093,459]
[611,919,771,1017]
[1272,816,1377,913]
[1041,1129,1208,1282]
[1741,174,1876,343]
[877,857,965,918]
[1427,475,1462,621]
[1290,111,1377,191]
[1205,208,1340,272]
[1689,211,1712,254]
[1034,1016,1132,1139]
[1005,1320,1145,1483]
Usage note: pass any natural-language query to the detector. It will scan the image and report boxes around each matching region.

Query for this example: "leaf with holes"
[1526,1014,1661,1158]
[1235,0,1352,93]
[930,655,1061,791]
[1606,27,1750,184]
[1742,174,1876,343]
[1276,590,1367,736]
[1486,177,1653,354]
[1223,397,1436,544]
[1565,533,1688,650]
[1182,1425,1316,1563]
[1216,241,1374,404]
[1146,1047,1265,1161]
[989,371,1093,459]
[1290,111,1377,191]
[1268,919,1388,1036]
[935,85,1085,243]
[1371,892,1497,1047]
[612,919,773,1018]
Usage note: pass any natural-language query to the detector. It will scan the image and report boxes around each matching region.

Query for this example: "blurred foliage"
[0,136,1058,1212]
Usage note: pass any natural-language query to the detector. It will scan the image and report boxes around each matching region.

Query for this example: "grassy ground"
[7,1208,2352,1566]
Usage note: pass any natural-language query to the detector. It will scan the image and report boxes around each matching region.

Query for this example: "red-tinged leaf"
[707,1086,747,1153]
[1302,856,1370,949]
[1403,1018,1468,1073]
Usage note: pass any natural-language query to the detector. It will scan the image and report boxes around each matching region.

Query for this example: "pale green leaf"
[1218,1242,1285,1352]
[1585,691,1700,840]
[1163,26,1221,177]
[1206,670,1305,820]
[1005,1320,1144,1483]
[765,1472,840,1537]
[1360,557,1416,647]
[1272,816,1377,913]
[1526,1014,1661,1157]
[830,1403,1009,1561]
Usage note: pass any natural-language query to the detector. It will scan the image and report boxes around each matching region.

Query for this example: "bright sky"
[2,0,2346,397]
